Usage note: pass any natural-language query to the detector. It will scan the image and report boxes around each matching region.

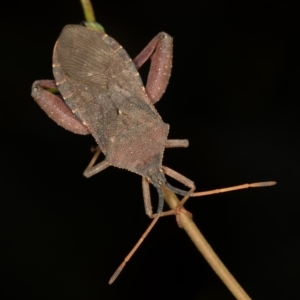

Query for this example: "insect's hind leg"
[83,147,110,178]
[133,32,173,105]
[31,80,90,135]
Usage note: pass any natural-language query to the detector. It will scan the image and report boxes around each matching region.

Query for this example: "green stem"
[80,0,105,32]
[80,0,96,22]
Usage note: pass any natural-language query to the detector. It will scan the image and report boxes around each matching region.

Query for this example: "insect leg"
[133,32,173,104]
[142,177,153,217]
[162,166,195,190]
[83,157,110,178]
[162,166,196,208]
[31,80,90,135]
[165,139,189,148]
[85,146,102,169]
[142,177,167,216]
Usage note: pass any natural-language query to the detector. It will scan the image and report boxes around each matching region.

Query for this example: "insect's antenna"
[183,181,276,206]
[192,181,276,197]
[108,216,160,284]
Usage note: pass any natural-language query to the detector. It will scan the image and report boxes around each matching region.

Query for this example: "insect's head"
[145,168,167,214]
[146,168,190,214]
[146,168,167,188]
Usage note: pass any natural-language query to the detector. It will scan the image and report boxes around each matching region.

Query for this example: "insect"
[31,24,195,216]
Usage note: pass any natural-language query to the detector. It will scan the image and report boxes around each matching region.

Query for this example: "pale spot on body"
[56,78,66,85]
[63,92,73,100]
[114,45,123,52]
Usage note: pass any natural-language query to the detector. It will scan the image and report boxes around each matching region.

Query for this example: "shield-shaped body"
[53,25,169,179]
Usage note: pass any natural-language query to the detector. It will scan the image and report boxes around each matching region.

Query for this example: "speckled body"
[53,25,170,185]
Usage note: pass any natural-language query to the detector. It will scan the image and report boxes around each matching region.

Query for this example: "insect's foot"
[149,210,176,218]
[148,206,192,227]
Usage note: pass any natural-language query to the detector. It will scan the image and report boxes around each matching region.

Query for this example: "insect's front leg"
[133,32,173,104]
[142,177,153,217]
[31,80,90,135]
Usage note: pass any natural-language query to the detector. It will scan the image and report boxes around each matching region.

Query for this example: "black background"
[1,1,299,299]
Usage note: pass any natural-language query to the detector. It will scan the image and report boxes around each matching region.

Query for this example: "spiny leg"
[133,32,173,104]
[31,80,90,135]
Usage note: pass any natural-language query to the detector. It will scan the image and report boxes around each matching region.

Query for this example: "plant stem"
[79,1,252,299]
[162,187,252,300]
[80,0,96,22]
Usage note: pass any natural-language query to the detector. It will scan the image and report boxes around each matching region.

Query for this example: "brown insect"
[31,25,276,284]
[31,24,195,217]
